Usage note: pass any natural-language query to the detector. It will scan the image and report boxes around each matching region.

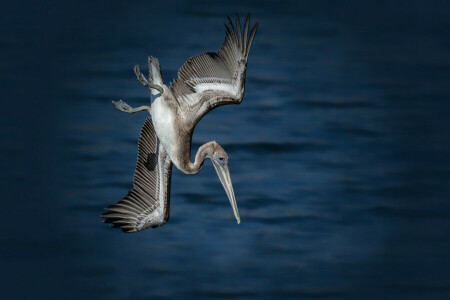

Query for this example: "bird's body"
[102,14,258,233]
[150,88,181,167]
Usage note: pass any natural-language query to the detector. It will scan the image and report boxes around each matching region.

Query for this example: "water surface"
[1,1,450,299]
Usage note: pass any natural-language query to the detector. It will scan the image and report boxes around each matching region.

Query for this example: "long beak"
[212,161,240,224]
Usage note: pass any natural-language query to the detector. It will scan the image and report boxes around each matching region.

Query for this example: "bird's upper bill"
[211,159,240,224]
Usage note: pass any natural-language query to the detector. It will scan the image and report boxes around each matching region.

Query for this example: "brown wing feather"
[101,118,173,233]
[170,13,258,123]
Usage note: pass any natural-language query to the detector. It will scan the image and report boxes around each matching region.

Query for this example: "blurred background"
[1,0,450,299]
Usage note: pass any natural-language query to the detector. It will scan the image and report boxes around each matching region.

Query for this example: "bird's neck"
[182,142,214,174]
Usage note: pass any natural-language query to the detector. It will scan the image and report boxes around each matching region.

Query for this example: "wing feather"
[170,14,258,128]
[101,118,173,233]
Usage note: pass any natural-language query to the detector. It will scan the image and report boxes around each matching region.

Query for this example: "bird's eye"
[219,157,224,161]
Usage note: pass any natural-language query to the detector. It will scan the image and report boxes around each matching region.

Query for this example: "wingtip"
[224,22,231,34]
[227,15,235,33]
[245,19,258,58]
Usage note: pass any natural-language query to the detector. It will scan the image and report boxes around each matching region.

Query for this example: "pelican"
[101,14,258,233]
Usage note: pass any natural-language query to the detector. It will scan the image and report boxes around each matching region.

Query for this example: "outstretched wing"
[101,118,173,233]
[170,13,258,129]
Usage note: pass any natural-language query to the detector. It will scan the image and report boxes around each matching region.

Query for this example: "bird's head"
[208,142,240,224]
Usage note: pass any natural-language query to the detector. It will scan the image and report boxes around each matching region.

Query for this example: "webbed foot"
[112,100,151,114]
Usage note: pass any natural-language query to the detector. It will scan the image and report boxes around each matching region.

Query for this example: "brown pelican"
[101,14,258,233]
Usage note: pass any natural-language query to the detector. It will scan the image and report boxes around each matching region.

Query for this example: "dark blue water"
[2,1,450,299]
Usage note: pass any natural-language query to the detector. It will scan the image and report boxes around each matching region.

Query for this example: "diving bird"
[101,14,258,233]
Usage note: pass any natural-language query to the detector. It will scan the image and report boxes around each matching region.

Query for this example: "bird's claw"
[112,100,132,113]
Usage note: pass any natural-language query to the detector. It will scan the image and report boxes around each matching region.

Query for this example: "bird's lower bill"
[212,162,241,224]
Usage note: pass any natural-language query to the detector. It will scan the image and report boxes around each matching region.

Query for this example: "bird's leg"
[112,100,151,114]
[134,65,164,94]
[134,64,150,87]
